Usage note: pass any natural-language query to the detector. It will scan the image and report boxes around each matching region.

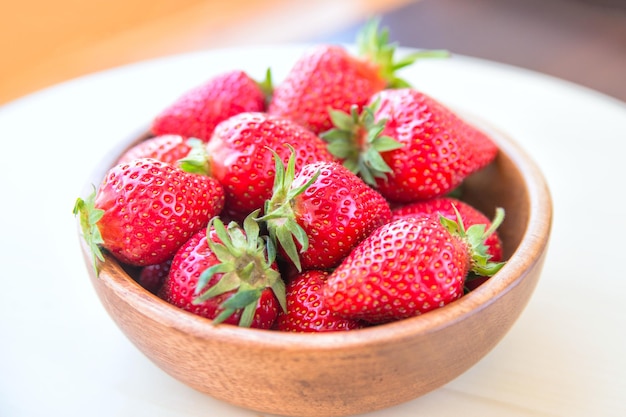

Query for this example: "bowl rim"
[89,116,553,351]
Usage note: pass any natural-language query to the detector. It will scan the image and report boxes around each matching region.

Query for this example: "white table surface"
[1,45,624,417]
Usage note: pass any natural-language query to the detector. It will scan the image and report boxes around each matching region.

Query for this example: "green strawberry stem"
[178,138,212,175]
[321,101,403,186]
[257,146,320,272]
[439,205,506,277]
[356,17,450,88]
[256,67,274,107]
[73,187,105,273]
[193,211,286,327]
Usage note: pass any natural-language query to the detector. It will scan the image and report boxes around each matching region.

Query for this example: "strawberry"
[261,149,391,271]
[159,213,285,328]
[392,197,504,293]
[323,207,505,324]
[322,89,499,202]
[184,112,335,218]
[137,259,172,295]
[268,19,447,134]
[151,69,270,141]
[117,135,192,165]
[276,270,365,332]
[74,158,225,268]
[391,197,503,262]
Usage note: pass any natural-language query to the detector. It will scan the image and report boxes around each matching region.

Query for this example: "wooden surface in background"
[2,0,624,105]
[0,0,412,105]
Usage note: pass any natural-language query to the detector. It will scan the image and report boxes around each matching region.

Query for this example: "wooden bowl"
[78,117,552,417]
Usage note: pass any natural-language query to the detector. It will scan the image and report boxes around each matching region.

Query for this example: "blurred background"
[1,0,625,106]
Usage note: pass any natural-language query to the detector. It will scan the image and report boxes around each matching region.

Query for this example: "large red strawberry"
[391,196,503,262]
[268,19,447,134]
[184,112,335,218]
[261,149,391,271]
[275,270,364,332]
[323,208,505,324]
[151,69,269,141]
[117,135,192,165]
[160,213,284,329]
[74,158,225,268]
[322,89,499,202]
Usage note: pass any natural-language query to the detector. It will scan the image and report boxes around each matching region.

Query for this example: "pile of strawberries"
[75,20,505,332]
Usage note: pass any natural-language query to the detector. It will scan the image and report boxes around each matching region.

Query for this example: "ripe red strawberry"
[159,214,285,328]
[74,158,225,268]
[268,44,384,135]
[117,135,192,165]
[276,270,364,332]
[261,150,391,271]
[323,89,499,202]
[187,112,335,218]
[324,208,505,324]
[137,259,172,295]
[268,19,447,134]
[151,69,269,141]
[391,197,503,262]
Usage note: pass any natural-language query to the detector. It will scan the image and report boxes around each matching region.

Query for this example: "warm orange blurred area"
[0,0,414,105]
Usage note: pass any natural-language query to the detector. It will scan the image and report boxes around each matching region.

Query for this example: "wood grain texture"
[0,0,413,105]
[79,117,553,417]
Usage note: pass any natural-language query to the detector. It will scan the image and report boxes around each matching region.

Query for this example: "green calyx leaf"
[257,145,319,272]
[213,285,263,326]
[193,210,286,327]
[256,67,274,107]
[440,205,506,277]
[178,138,211,175]
[356,17,450,88]
[321,101,403,187]
[73,186,105,274]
